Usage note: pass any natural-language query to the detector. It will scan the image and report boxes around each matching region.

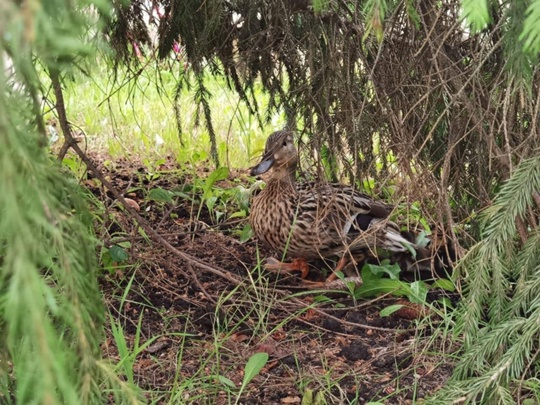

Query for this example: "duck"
[249,130,428,282]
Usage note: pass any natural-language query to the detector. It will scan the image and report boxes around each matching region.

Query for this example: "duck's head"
[250,130,298,176]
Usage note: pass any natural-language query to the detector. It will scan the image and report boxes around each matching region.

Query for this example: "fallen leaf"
[301,309,318,321]
[231,333,250,343]
[123,197,141,211]
[262,360,279,373]
[254,343,278,356]
[272,329,286,341]
[281,396,301,404]
[395,300,427,320]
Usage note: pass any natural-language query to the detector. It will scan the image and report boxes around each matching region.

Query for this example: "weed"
[234,353,269,404]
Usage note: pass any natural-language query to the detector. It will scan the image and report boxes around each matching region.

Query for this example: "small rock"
[322,317,344,333]
[146,339,170,354]
[280,355,298,367]
[345,311,365,324]
[339,340,369,361]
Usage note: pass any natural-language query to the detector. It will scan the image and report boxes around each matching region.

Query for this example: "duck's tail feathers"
[366,220,456,276]
[391,229,457,276]
[383,228,418,254]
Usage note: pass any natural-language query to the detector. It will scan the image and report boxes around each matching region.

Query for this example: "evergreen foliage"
[429,156,540,403]
[424,3,540,402]
[0,0,138,403]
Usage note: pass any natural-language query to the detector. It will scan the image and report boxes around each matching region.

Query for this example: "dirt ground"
[89,155,458,404]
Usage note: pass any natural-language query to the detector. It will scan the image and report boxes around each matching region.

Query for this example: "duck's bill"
[250,156,275,176]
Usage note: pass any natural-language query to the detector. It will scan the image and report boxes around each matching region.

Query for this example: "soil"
[88,154,458,405]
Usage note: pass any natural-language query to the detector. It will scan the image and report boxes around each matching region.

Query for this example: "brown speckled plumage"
[250,130,417,263]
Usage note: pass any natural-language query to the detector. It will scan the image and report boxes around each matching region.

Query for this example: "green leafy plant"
[144,166,252,234]
[234,352,269,404]
[354,261,429,301]
[147,187,175,204]
[101,242,131,273]
[109,311,155,387]
[142,157,166,182]
[332,260,455,317]
[301,388,327,404]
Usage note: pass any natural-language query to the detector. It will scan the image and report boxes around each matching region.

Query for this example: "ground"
[89,154,458,404]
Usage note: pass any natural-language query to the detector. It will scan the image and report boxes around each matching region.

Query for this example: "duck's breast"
[250,184,296,255]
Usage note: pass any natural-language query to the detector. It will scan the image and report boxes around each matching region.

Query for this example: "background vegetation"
[109,0,540,244]
[1,0,540,403]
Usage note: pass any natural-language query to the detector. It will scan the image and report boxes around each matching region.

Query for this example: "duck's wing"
[296,182,392,228]
[295,182,412,255]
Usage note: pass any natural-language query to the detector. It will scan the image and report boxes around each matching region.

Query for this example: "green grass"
[58,61,284,168]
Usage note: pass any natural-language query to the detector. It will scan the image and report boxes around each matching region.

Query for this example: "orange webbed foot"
[265,257,310,279]
[300,256,357,288]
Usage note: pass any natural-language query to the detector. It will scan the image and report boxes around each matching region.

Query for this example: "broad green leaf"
[408,281,428,304]
[171,190,194,201]
[380,304,404,317]
[217,375,236,388]
[240,352,268,389]
[62,156,79,173]
[138,226,150,243]
[215,210,225,222]
[229,210,247,219]
[432,278,455,292]
[234,186,251,211]
[314,391,326,404]
[191,151,208,162]
[355,278,410,298]
[239,224,253,243]
[345,280,357,292]
[302,388,326,405]
[362,178,376,192]
[301,388,313,405]
[415,231,431,248]
[203,167,229,199]
[312,295,333,303]
[437,297,454,309]
[360,264,380,283]
[362,262,401,281]
[335,271,345,280]
[206,195,218,212]
[147,187,173,203]
[109,245,129,263]
[155,158,166,166]
[403,243,417,259]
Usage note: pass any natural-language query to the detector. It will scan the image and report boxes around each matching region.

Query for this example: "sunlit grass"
[60,61,284,168]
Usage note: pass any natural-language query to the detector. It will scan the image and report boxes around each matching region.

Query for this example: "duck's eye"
[282,140,287,147]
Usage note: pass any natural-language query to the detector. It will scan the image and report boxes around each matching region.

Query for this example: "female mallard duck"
[250,130,423,281]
